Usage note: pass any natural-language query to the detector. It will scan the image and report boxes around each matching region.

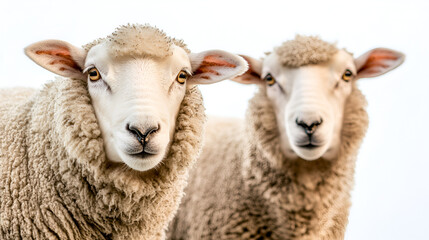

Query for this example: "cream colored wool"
[83,24,189,58]
[0,77,206,239]
[275,35,338,67]
[168,77,368,238]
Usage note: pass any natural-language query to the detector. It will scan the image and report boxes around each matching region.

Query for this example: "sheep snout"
[295,117,323,136]
[125,120,162,152]
[126,123,159,145]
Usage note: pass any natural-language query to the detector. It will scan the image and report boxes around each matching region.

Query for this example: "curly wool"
[83,24,190,58]
[275,35,338,67]
[0,77,206,239]
[168,82,368,239]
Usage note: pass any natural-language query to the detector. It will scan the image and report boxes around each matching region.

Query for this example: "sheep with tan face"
[0,24,247,239]
[169,35,404,240]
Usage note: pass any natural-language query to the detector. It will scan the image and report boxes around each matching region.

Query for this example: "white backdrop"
[1,0,428,239]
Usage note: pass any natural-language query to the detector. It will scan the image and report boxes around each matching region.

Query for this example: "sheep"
[168,35,405,240]
[0,24,248,240]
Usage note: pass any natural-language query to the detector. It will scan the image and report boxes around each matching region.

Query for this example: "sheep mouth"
[129,151,156,159]
[296,143,321,150]
[126,144,159,158]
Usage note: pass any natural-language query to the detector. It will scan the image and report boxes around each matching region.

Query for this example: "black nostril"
[127,124,145,143]
[143,125,159,140]
[296,118,309,129]
[314,118,323,126]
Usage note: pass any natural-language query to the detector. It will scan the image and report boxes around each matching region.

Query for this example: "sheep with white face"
[25,25,247,172]
[169,35,405,240]
[0,24,248,239]
[238,37,404,161]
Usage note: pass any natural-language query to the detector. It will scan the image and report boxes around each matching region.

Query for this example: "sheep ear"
[25,40,87,79]
[188,50,248,85]
[231,55,263,85]
[354,48,405,80]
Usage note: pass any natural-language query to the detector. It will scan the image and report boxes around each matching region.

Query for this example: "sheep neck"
[242,84,369,239]
[29,78,206,238]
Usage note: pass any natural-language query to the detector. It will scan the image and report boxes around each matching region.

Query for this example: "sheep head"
[233,35,404,161]
[24,24,248,171]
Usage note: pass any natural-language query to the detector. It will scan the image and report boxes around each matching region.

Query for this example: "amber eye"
[176,70,188,84]
[342,69,353,82]
[88,68,101,81]
[264,73,276,86]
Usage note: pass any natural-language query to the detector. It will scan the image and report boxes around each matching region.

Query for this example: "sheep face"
[83,45,246,171]
[234,41,404,161]
[263,50,354,160]
[84,43,191,171]
[25,35,248,171]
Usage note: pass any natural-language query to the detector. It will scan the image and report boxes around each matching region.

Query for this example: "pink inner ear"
[35,47,82,72]
[360,49,399,74]
[241,67,261,82]
[202,55,236,68]
[194,55,237,79]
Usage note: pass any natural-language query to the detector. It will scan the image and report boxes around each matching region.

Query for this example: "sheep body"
[169,82,368,239]
[0,88,36,107]
[0,78,206,239]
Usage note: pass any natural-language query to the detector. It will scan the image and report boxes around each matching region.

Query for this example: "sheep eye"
[176,70,188,84]
[264,73,276,86]
[88,68,101,81]
[342,69,353,82]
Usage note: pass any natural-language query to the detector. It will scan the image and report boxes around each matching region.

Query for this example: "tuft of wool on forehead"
[83,24,190,58]
[275,35,339,68]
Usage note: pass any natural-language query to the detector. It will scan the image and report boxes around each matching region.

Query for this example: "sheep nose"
[127,124,159,145]
[295,118,323,136]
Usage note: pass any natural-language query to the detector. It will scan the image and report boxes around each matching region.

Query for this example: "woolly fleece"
[168,40,369,239]
[0,77,206,239]
[84,24,190,58]
[275,35,338,67]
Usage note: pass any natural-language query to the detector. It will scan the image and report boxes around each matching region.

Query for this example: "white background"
[1,0,428,239]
